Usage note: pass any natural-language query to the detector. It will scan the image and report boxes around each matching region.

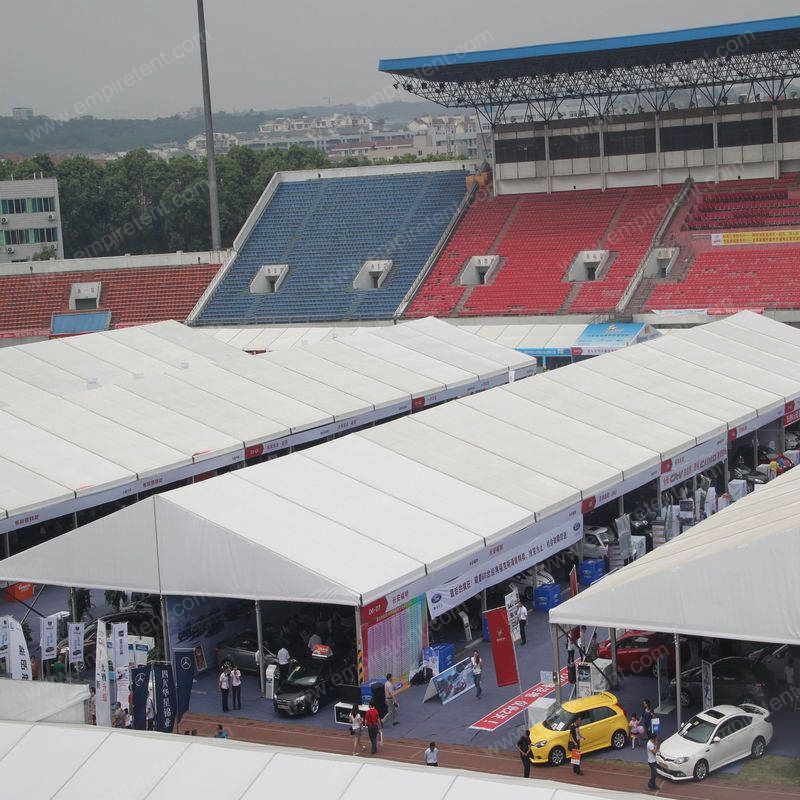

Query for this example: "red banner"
[486,607,518,688]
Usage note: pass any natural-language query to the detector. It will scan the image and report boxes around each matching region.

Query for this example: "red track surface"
[183,712,800,799]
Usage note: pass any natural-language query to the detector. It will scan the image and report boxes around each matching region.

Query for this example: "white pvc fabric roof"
[2,312,800,608]
[550,463,800,645]
[0,722,657,800]
[0,317,533,531]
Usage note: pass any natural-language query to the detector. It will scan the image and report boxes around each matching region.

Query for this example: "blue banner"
[173,649,195,724]
[153,662,176,733]
[130,665,151,731]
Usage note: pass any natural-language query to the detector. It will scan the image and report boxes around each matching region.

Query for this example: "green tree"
[54,156,110,258]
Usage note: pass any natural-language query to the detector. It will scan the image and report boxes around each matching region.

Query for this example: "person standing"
[518,601,528,646]
[87,686,96,725]
[424,741,439,767]
[471,651,483,699]
[568,717,584,775]
[516,730,533,778]
[145,692,155,731]
[112,702,126,728]
[646,733,659,790]
[230,664,242,710]
[566,628,577,663]
[219,666,230,713]
[364,701,382,755]
[383,673,399,725]
[349,704,364,755]
[641,699,653,737]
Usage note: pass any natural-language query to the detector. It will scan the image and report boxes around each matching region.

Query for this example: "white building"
[186,132,239,157]
[11,107,34,121]
[0,177,63,263]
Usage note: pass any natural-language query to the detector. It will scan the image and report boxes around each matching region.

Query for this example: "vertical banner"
[8,619,32,680]
[40,613,59,661]
[701,660,714,711]
[504,588,521,643]
[112,623,130,715]
[569,566,578,598]
[0,616,10,660]
[67,623,85,666]
[153,662,177,733]
[130,665,151,731]
[486,607,519,688]
[95,622,111,727]
[173,649,196,724]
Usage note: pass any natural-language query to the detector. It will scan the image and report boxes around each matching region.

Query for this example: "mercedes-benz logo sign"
[134,673,146,687]
[180,657,191,670]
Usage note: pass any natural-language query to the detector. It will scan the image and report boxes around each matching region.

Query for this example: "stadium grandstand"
[0,252,223,342]
[189,163,475,326]
[378,15,800,321]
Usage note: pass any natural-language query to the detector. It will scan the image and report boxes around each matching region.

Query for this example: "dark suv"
[671,657,775,708]
[273,658,337,716]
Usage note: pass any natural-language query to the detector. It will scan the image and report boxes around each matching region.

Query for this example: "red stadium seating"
[645,247,800,311]
[406,185,678,317]
[0,263,220,338]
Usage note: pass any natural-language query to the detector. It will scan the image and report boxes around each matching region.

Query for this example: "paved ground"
[182,711,800,800]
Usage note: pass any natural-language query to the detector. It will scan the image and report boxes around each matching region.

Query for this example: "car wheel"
[310,697,320,715]
[549,746,566,766]
[679,689,692,707]
[611,729,627,750]
[750,736,766,759]
[693,759,709,782]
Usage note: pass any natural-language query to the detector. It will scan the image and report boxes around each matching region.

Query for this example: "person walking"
[383,673,399,725]
[424,741,439,767]
[364,701,382,755]
[230,664,242,710]
[516,730,533,778]
[471,650,483,699]
[218,666,230,713]
[348,704,364,755]
[646,733,659,790]
[641,699,653,737]
[568,717,584,775]
[518,601,528,646]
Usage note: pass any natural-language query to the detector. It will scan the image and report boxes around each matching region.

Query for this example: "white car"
[511,566,556,600]
[582,525,614,560]
[657,704,772,782]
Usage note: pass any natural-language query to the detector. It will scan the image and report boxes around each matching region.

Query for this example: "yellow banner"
[711,229,800,246]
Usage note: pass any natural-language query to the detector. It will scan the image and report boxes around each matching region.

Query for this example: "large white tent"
[0,317,533,534]
[2,312,800,612]
[0,722,655,800]
[551,463,800,644]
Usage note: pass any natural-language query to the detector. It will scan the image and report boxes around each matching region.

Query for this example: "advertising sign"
[111,623,129,670]
[486,607,518,688]
[40,613,59,661]
[0,616,9,659]
[95,623,111,727]
[660,435,727,491]
[701,660,714,711]
[426,509,583,619]
[153,662,177,733]
[431,657,475,705]
[7,618,31,680]
[130,665,151,731]
[712,229,800,246]
[173,649,195,724]
[504,587,521,644]
[572,322,646,356]
[615,514,632,562]
[67,622,85,666]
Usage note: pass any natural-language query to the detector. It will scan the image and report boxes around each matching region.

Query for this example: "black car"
[671,657,775,708]
[273,658,336,716]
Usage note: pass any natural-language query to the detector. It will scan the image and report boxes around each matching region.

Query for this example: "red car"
[598,630,675,675]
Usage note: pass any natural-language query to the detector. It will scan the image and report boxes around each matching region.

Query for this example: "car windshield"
[543,706,575,731]
[679,716,716,743]
[284,665,318,688]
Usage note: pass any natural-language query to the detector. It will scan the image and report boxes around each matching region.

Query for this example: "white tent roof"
[550,464,800,645]
[0,319,530,527]
[0,722,656,800]
[0,683,89,723]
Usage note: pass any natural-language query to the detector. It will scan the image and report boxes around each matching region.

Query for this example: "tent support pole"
[3,532,10,559]
[159,596,170,661]
[550,624,563,705]
[69,587,78,622]
[610,628,619,689]
[617,496,624,516]
[674,632,682,730]
[354,605,364,685]
[255,600,266,697]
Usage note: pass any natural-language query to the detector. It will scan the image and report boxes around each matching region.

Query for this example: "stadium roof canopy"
[379,15,800,122]
[0,722,658,800]
[550,463,800,646]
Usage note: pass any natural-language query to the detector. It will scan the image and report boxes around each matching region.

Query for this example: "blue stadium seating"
[194,170,467,324]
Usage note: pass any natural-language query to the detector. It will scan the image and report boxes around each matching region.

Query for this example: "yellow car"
[529,691,629,766]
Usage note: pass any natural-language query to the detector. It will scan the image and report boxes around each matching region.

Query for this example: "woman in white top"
[471,650,483,699]
[348,704,364,755]
[230,664,242,710]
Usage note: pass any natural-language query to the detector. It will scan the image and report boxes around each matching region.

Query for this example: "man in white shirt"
[277,646,290,666]
[230,664,242,710]
[383,673,398,725]
[424,741,439,766]
[518,601,528,646]
[646,733,659,790]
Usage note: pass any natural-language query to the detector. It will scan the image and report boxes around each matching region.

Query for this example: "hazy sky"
[2,0,799,118]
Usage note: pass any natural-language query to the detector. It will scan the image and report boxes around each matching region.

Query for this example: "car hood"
[529,722,566,742]
[658,733,706,760]
[275,689,311,703]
